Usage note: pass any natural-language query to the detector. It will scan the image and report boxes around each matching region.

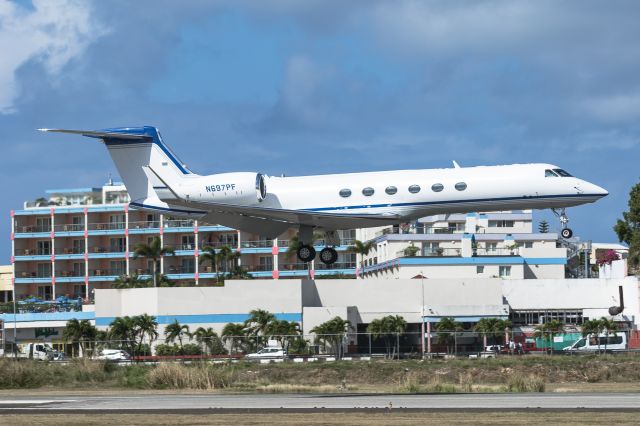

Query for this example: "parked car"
[245,347,287,359]
[484,345,504,353]
[96,349,131,361]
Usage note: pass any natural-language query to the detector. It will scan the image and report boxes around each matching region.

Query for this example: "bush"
[155,344,180,356]
[506,374,545,392]
[181,343,202,355]
[146,364,237,389]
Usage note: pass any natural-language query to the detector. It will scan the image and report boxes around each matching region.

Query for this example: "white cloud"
[0,0,104,113]
[580,93,640,124]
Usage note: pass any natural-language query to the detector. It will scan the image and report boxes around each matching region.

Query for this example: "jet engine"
[197,172,267,204]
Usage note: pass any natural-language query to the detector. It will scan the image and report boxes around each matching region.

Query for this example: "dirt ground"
[1,412,639,426]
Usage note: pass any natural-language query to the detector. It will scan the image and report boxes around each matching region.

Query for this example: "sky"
[1,0,640,262]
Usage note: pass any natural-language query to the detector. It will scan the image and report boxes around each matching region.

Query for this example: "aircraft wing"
[38,128,151,140]
[175,199,400,231]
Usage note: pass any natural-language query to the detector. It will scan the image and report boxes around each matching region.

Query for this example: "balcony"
[88,222,125,231]
[241,240,273,249]
[243,264,274,272]
[0,298,84,314]
[90,269,124,277]
[279,263,308,271]
[129,221,160,229]
[15,248,52,256]
[15,225,51,233]
[58,247,85,254]
[53,223,84,232]
[90,246,126,254]
[55,270,85,278]
[316,262,356,270]
[164,219,194,228]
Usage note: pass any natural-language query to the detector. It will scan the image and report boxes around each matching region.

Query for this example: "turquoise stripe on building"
[95,312,302,326]
[0,311,95,323]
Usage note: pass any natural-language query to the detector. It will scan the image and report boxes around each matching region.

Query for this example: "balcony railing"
[129,221,160,229]
[16,271,51,278]
[164,219,194,228]
[0,300,83,314]
[166,266,195,274]
[316,262,356,270]
[90,246,126,253]
[279,263,308,271]
[15,225,51,233]
[55,270,85,277]
[241,240,273,248]
[200,242,238,249]
[166,243,196,251]
[278,239,291,248]
[243,264,273,272]
[15,248,52,256]
[90,269,125,277]
[474,248,519,256]
[53,224,84,232]
[57,247,85,255]
[88,222,125,231]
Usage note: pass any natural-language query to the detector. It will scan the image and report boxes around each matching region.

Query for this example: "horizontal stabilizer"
[38,128,150,140]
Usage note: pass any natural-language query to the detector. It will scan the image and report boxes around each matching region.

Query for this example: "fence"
[4,330,636,360]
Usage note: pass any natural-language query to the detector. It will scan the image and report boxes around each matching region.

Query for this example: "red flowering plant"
[596,249,620,267]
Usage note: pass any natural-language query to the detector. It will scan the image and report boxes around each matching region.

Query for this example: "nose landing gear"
[552,208,573,239]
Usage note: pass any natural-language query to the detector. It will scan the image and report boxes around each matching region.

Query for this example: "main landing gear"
[552,208,573,239]
[296,228,339,265]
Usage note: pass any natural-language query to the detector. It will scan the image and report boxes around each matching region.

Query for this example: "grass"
[0,354,639,393]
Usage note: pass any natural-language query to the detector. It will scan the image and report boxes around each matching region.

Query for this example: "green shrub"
[155,344,180,356]
[181,343,202,356]
[146,364,237,389]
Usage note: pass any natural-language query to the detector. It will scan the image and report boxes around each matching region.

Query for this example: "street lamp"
[420,270,425,358]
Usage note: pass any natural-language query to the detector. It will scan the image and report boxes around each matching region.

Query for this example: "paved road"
[1,393,640,412]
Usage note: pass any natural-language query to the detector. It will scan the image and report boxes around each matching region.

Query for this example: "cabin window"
[553,168,573,177]
[408,184,421,194]
[431,183,444,192]
[385,186,397,195]
[339,189,352,198]
[455,182,467,191]
[362,187,375,196]
[545,169,559,177]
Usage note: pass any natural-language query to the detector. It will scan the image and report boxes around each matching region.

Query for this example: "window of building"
[37,285,52,300]
[545,169,559,177]
[553,169,573,177]
[110,237,126,252]
[488,220,515,228]
[521,241,533,248]
[36,240,51,255]
[72,239,84,254]
[73,284,87,298]
[499,266,511,277]
[36,263,51,278]
[109,214,126,229]
[110,260,126,276]
[72,262,84,277]
[146,214,160,228]
[408,184,421,194]
[385,186,397,195]
[181,235,195,250]
[362,187,375,196]
[339,189,352,198]
[431,183,444,192]
[476,265,484,274]
[454,182,467,191]
[181,258,195,273]
[259,256,273,271]
[36,217,51,232]
[487,243,498,253]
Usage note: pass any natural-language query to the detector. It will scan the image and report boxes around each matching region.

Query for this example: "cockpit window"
[545,169,559,177]
[553,168,573,177]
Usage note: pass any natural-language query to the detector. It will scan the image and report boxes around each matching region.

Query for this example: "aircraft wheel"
[297,244,316,262]
[319,247,338,265]
[561,228,573,239]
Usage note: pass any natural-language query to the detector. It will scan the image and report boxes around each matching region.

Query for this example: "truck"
[563,333,627,352]
[5,343,65,360]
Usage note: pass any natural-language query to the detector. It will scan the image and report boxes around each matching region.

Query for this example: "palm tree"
[474,318,512,348]
[367,315,407,359]
[265,320,301,353]
[582,318,603,352]
[165,319,190,348]
[113,274,149,289]
[222,323,246,354]
[199,246,220,279]
[311,316,353,359]
[63,319,97,357]
[347,240,375,278]
[132,237,174,288]
[533,319,565,352]
[217,245,234,275]
[193,327,224,355]
[244,309,276,336]
[599,317,618,353]
[133,314,158,355]
[436,317,463,354]
[109,316,137,355]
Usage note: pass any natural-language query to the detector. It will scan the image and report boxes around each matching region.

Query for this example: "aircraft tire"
[319,247,338,265]
[297,244,316,262]
[561,228,573,239]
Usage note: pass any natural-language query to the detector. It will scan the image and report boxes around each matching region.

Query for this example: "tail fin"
[40,126,197,203]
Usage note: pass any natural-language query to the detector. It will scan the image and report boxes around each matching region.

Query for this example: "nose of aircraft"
[582,180,609,197]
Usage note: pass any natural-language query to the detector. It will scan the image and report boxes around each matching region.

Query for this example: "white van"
[563,333,627,352]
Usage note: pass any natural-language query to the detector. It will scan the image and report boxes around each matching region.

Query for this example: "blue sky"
[2,0,640,262]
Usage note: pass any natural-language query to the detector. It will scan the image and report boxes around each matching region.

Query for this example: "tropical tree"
[217,245,234,275]
[193,327,225,355]
[367,315,408,359]
[165,319,190,348]
[63,319,97,357]
[222,323,247,354]
[310,316,353,359]
[598,317,618,353]
[113,274,150,289]
[474,318,512,347]
[614,181,640,273]
[108,316,137,355]
[244,309,276,336]
[132,237,174,287]
[199,245,220,279]
[436,317,463,354]
[156,274,176,287]
[533,319,565,352]
[133,314,158,355]
[347,240,375,278]
[265,320,301,353]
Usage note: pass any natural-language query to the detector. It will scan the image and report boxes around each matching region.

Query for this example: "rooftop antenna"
[107,173,113,186]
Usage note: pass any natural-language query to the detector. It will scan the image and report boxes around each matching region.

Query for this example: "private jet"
[39,126,608,265]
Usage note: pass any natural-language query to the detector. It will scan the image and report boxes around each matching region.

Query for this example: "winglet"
[452,160,461,168]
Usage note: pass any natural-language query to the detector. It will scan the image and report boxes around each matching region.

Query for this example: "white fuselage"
[183,163,607,224]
